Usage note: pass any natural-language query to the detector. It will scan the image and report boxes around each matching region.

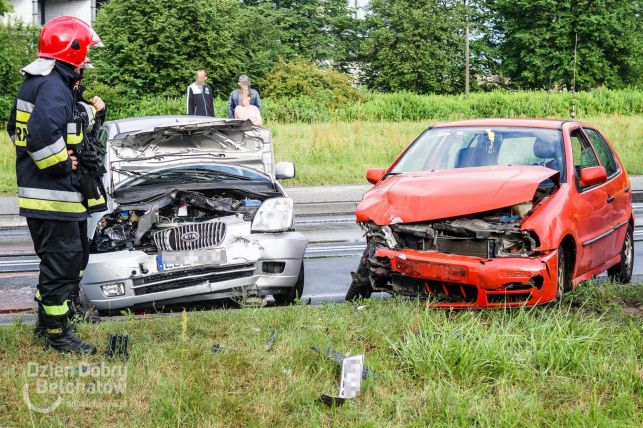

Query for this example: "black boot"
[44,313,97,355]
[33,304,46,340]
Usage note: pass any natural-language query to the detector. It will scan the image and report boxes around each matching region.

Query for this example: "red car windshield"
[391,127,566,181]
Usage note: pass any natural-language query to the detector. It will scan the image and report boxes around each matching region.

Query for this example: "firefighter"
[6,16,103,354]
[69,58,108,323]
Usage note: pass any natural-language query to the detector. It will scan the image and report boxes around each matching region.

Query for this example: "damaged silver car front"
[81,117,307,313]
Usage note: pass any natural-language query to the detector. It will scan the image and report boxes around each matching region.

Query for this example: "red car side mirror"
[366,168,386,184]
[579,166,607,187]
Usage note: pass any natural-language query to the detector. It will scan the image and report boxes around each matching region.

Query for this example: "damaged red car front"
[347,119,634,307]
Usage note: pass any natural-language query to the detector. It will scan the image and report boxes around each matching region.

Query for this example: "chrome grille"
[152,222,226,251]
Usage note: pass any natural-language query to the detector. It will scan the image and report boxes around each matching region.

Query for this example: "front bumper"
[376,247,559,308]
[81,231,307,311]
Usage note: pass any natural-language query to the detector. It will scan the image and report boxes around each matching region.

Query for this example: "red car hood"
[356,166,559,225]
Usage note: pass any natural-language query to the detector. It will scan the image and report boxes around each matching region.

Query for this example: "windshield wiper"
[132,176,212,187]
[111,168,145,177]
[170,169,254,181]
[127,168,255,183]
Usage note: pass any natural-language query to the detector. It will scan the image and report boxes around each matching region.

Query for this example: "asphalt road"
[1,207,642,318]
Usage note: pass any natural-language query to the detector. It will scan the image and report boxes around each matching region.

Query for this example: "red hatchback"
[347,119,635,307]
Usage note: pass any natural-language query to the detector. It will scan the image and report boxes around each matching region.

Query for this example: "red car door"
[582,127,631,257]
[567,127,615,276]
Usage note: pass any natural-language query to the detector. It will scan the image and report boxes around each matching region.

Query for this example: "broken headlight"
[511,202,533,218]
[251,197,294,233]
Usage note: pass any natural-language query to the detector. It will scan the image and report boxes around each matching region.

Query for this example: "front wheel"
[556,245,572,300]
[274,264,305,306]
[608,224,634,283]
[345,245,373,301]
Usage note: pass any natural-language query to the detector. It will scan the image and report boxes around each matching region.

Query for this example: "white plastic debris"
[339,355,364,399]
[320,354,365,407]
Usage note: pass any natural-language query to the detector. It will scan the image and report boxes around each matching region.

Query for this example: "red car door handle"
[624,186,630,193]
[607,195,615,203]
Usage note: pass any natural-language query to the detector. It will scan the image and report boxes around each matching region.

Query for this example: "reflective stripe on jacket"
[6,61,89,221]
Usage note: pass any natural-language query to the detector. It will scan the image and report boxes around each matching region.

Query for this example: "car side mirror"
[366,168,386,184]
[275,161,296,180]
[579,166,607,187]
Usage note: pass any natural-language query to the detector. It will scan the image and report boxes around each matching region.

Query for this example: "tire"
[274,264,304,306]
[345,246,373,301]
[556,245,571,300]
[608,224,634,284]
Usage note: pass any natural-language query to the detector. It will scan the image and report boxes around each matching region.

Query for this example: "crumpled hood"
[107,120,271,186]
[356,165,559,225]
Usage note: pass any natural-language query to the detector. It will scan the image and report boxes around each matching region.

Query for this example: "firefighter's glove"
[78,150,101,172]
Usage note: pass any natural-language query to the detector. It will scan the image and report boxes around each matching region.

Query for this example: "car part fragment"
[266,331,276,352]
[310,346,371,379]
[320,354,364,406]
[106,334,130,360]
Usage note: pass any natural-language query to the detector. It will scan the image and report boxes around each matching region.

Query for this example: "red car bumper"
[375,247,559,308]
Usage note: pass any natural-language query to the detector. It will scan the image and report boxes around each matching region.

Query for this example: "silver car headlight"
[251,197,294,233]
[101,282,125,297]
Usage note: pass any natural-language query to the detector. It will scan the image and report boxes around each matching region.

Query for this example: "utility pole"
[464,0,470,97]
[571,32,578,119]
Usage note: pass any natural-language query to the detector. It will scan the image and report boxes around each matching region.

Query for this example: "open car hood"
[106,119,271,187]
[356,165,559,225]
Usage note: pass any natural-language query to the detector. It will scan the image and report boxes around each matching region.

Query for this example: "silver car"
[80,116,307,314]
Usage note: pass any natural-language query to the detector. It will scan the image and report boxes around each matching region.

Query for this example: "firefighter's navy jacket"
[7,60,89,221]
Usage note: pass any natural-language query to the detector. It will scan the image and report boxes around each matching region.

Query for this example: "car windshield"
[122,165,271,188]
[391,126,566,181]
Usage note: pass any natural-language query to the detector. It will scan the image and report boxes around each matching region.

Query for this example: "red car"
[347,119,635,307]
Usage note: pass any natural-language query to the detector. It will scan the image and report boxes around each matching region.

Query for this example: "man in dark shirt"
[186,68,215,116]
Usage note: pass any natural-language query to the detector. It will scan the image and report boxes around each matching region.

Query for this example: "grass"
[273,114,643,186]
[0,281,641,426]
[1,114,641,193]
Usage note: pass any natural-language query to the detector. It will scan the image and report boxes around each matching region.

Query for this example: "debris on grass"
[320,354,364,407]
[310,346,371,379]
[320,394,347,407]
[106,334,130,360]
[266,331,276,351]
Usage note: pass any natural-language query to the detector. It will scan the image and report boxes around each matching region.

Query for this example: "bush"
[92,0,286,99]
[0,24,39,99]
[1,88,641,128]
[0,96,14,124]
[261,60,360,111]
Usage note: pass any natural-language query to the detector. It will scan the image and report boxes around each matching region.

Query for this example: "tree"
[360,0,468,94]
[0,24,39,99]
[0,0,11,14]
[91,0,286,98]
[486,0,642,89]
[242,1,361,69]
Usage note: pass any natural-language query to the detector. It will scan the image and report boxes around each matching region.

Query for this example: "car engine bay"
[91,190,264,254]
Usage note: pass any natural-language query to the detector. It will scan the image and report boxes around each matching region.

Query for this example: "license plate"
[158,248,227,270]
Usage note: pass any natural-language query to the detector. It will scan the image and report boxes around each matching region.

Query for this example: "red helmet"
[38,16,103,67]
